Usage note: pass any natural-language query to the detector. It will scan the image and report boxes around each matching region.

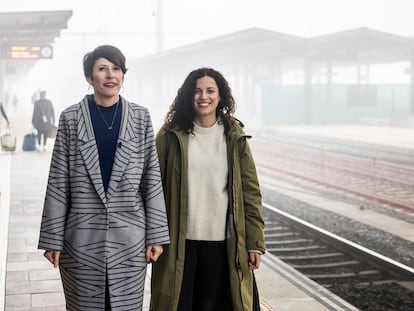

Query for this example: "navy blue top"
[88,95,122,192]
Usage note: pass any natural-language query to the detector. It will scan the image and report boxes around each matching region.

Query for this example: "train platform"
[264,123,414,150]
[256,122,414,239]
[259,175,414,242]
[4,103,413,310]
[0,142,357,311]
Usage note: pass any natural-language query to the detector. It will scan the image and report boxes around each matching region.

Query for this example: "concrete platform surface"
[0,104,361,311]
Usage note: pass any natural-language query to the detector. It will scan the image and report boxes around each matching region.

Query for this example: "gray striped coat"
[38,96,170,310]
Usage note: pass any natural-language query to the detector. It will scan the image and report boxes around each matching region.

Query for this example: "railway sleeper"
[334,280,414,288]
[291,260,361,270]
[268,244,327,252]
[295,265,372,275]
[307,269,384,283]
[264,228,291,234]
[277,252,345,260]
[263,223,287,229]
[277,252,349,265]
[264,232,300,238]
[265,238,311,245]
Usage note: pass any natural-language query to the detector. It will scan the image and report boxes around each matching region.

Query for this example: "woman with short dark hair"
[38,45,170,310]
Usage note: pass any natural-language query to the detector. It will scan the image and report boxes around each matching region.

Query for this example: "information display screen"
[7,45,53,59]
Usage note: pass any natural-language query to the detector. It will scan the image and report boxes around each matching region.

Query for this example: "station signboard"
[6,45,53,59]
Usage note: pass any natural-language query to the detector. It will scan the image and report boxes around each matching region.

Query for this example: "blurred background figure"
[31,89,40,105]
[0,101,9,126]
[12,94,18,111]
[31,89,55,151]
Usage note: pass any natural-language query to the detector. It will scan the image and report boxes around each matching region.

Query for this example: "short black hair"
[83,45,127,78]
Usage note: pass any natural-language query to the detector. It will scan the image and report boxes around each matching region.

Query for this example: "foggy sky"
[2,0,414,117]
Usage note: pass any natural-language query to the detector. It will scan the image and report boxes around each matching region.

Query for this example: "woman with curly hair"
[150,67,266,311]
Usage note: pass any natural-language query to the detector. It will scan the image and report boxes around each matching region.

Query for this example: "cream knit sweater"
[186,121,228,241]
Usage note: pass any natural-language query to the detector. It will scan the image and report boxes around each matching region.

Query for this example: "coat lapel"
[77,97,107,205]
[105,97,135,202]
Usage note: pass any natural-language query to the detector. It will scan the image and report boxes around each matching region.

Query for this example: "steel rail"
[252,140,414,212]
[263,202,414,280]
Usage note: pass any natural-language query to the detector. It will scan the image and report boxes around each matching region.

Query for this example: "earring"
[87,84,93,93]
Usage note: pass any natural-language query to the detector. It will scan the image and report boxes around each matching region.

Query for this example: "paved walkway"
[0,152,11,310]
[1,104,153,310]
[6,140,65,310]
[1,102,67,310]
[1,103,363,311]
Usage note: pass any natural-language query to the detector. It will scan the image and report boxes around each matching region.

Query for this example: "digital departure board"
[7,45,53,59]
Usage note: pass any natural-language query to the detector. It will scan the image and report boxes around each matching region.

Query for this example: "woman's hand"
[248,252,261,270]
[44,250,61,268]
[146,245,164,263]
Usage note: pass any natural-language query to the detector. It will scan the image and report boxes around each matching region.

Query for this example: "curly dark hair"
[163,67,236,135]
[83,45,128,78]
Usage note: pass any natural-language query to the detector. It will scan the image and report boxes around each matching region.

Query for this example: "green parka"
[150,120,266,311]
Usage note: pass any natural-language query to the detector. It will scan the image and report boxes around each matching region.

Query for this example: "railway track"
[255,129,414,166]
[263,203,414,310]
[251,138,414,213]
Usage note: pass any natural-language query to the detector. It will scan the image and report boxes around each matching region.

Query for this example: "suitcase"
[47,125,57,139]
[1,126,16,152]
[22,132,37,151]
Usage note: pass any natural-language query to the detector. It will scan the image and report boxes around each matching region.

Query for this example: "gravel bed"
[261,182,414,310]
[329,283,414,311]
[261,184,414,268]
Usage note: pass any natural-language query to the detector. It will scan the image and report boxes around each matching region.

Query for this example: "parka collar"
[162,117,250,139]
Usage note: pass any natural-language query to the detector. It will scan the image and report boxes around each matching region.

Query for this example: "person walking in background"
[12,94,18,111]
[31,89,55,151]
[150,67,266,311]
[38,45,170,310]
[0,101,9,125]
[31,89,40,105]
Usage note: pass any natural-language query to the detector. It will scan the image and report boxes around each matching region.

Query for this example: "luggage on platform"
[47,125,57,139]
[1,126,16,152]
[22,132,37,151]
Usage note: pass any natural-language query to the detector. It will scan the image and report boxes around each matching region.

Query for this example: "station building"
[125,27,414,128]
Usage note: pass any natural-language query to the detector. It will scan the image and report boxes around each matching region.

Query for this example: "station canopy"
[131,27,414,70]
[309,27,412,64]
[0,10,72,45]
[0,10,72,59]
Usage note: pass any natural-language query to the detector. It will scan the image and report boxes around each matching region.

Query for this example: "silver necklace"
[96,102,119,130]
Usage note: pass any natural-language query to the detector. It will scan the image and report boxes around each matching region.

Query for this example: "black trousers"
[177,240,231,311]
[105,275,111,311]
[37,130,48,146]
